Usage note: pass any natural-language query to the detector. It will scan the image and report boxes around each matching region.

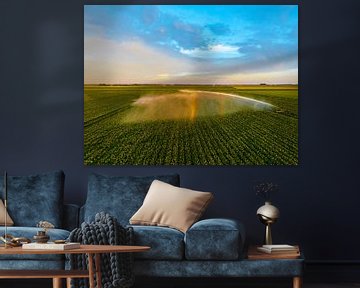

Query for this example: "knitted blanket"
[68,212,134,288]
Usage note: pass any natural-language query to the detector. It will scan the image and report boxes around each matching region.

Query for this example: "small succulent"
[37,221,55,233]
[254,181,279,201]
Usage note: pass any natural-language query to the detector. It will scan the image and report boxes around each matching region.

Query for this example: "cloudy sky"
[84,5,298,85]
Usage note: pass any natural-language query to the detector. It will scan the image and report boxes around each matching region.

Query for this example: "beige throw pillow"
[0,199,14,226]
[130,180,213,233]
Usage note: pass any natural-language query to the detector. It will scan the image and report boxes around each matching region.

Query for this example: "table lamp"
[256,201,280,245]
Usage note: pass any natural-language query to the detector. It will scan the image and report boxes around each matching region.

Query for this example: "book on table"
[22,242,80,250]
[248,245,300,260]
[257,244,299,254]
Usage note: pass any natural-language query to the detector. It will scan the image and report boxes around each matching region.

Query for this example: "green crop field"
[84,85,298,165]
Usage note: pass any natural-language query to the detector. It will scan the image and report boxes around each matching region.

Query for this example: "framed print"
[84,5,298,165]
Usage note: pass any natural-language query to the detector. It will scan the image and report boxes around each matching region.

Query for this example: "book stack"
[22,242,80,250]
[248,244,300,260]
[257,244,299,254]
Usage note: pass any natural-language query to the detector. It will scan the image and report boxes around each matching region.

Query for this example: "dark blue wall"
[1,0,359,262]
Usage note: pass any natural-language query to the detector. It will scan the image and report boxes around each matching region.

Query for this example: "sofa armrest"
[184,218,245,260]
[63,204,80,231]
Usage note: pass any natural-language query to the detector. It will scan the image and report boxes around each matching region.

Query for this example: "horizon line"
[84,83,299,86]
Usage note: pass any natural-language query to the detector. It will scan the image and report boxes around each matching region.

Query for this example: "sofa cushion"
[84,173,180,225]
[0,199,14,226]
[0,171,64,227]
[0,227,70,261]
[133,258,304,277]
[130,180,213,233]
[130,225,184,260]
[184,218,245,260]
[0,260,65,270]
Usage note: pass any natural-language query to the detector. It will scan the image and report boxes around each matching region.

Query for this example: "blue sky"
[84,5,298,84]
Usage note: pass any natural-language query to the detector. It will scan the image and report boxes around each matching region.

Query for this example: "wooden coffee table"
[0,244,150,288]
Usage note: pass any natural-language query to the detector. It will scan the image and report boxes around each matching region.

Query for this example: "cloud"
[84,5,298,84]
[85,6,213,52]
[220,68,298,84]
[180,44,243,59]
[193,48,298,78]
[84,37,195,84]
[84,35,297,84]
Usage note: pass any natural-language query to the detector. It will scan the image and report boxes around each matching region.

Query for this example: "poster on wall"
[84,5,298,165]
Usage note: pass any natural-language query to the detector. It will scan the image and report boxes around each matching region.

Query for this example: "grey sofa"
[81,173,304,283]
[0,170,78,270]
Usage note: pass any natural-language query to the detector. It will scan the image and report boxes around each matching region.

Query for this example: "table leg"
[52,278,62,288]
[66,277,72,288]
[95,253,102,288]
[293,276,302,288]
[88,253,95,288]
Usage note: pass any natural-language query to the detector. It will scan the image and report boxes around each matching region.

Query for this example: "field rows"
[84,113,297,165]
[84,85,298,165]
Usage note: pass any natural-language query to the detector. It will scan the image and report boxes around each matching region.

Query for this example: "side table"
[0,244,150,288]
[247,245,304,288]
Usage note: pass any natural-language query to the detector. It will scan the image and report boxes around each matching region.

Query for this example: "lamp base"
[265,223,272,245]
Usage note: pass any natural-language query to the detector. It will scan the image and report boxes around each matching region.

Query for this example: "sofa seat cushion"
[0,227,70,261]
[185,218,245,260]
[0,260,64,270]
[130,225,184,260]
[84,174,180,226]
[134,258,304,277]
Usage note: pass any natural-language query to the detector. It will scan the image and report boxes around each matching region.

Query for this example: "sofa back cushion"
[0,171,65,227]
[84,173,180,225]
